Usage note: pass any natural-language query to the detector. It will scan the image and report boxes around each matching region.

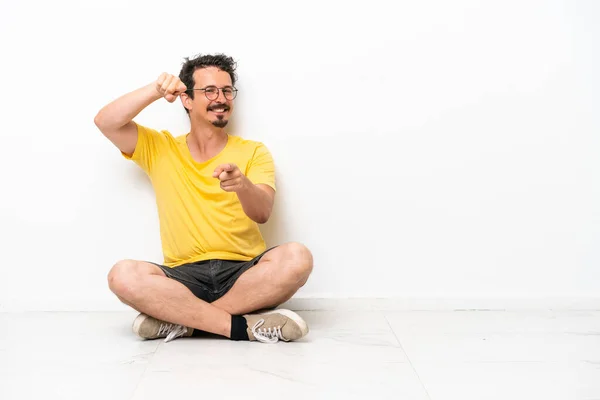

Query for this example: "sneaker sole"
[132,313,149,339]
[260,309,309,338]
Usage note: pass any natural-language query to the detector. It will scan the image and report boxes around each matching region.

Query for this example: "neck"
[187,119,228,162]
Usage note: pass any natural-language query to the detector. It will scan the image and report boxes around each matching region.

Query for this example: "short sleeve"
[246,143,276,191]
[121,122,168,174]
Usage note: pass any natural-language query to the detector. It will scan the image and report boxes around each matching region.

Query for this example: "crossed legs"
[107,242,313,338]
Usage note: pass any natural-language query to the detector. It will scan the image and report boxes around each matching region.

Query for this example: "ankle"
[230,315,249,341]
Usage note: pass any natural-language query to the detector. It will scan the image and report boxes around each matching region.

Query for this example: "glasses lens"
[223,87,237,100]
[204,87,219,100]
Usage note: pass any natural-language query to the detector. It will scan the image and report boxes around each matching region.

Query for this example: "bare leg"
[108,260,231,337]
[211,242,313,315]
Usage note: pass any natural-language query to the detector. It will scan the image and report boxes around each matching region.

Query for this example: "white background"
[0,0,598,311]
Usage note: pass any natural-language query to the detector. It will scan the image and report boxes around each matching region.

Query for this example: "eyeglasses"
[186,85,238,101]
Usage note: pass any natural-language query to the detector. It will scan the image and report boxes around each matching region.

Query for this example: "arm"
[236,182,275,224]
[93,73,186,155]
[213,164,275,224]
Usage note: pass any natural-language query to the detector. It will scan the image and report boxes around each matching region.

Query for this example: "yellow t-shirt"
[122,123,276,267]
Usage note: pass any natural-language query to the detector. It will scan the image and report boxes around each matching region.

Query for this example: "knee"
[107,259,141,299]
[282,242,313,284]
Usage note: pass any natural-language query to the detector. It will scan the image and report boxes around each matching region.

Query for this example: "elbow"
[93,112,105,130]
[253,209,272,224]
[254,214,270,224]
[94,111,116,136]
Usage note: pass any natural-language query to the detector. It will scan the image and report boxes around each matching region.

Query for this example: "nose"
[215,88,228,103]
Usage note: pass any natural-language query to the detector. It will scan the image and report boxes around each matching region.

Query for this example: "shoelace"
[251,319,284,343]
[158,323,188,343]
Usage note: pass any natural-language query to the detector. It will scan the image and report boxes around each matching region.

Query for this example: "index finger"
[217,164,235,172]
[213,164,231,178]
[212,166,224,178]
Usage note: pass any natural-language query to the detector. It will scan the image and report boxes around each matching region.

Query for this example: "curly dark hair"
[179,53,237,113]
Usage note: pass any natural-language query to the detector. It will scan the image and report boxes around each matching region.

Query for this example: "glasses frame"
[186,85,238,101]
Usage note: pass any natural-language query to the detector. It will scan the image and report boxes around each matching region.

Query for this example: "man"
[94,54,313,344]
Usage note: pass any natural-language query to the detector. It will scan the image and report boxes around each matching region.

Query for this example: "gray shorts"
[152,248,274,303]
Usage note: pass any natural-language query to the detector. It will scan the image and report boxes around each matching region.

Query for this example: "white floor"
[1,310,599,400]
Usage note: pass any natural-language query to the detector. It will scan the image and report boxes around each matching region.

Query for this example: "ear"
[180,92,193,113]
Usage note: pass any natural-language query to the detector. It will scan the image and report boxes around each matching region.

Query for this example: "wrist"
[145,82,163,101]
[236,176,253,195]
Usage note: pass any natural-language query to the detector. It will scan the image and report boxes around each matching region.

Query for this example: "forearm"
[236,180,274,224]
[94,83,161,130]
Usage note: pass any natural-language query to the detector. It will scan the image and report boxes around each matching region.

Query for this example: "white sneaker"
[132,313,194,343]
[244,309,309,343]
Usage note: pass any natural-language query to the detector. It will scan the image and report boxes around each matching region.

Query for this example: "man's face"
[187,67,235,128]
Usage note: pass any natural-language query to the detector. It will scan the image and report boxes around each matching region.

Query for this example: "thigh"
[109,259,167,280]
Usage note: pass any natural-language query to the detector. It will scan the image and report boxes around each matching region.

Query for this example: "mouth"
[208,105,230,115]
